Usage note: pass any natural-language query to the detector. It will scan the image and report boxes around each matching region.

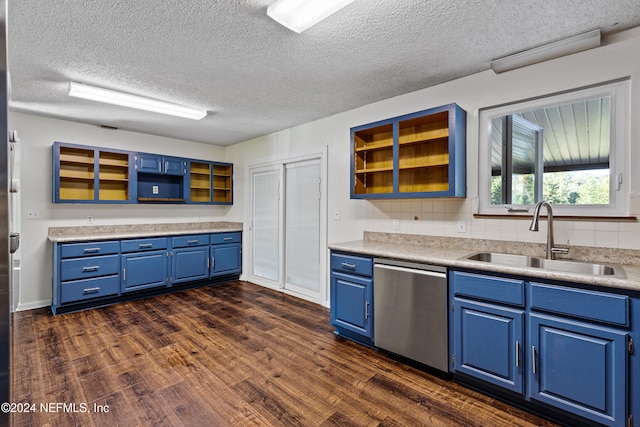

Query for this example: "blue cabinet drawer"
[330,252,373,277]
[210,232,241,245]
[451,271,525,307]
[60,276,119,304]
[121,237,168,253]
[172,234,209,248]
[60,254,119,281]
[529,282,630,327]
[60,241,119,259]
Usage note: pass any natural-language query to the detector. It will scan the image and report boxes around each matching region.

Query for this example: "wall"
[12,26,640,311]
[227,27,640,294]
[9,113,227,310]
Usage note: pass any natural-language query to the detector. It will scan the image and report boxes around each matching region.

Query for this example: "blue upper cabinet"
[351,103,466,199]
[53,141,135,203]
[53,142,233,205]
[136,153,187,175]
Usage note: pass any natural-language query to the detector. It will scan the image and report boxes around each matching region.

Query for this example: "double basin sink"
[461,252,627,279]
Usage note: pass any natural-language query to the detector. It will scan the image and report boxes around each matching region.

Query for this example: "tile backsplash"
[363,199,640,250]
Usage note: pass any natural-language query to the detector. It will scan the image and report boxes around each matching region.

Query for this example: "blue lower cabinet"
[121,249,169,292]
[172,246,210,284]
[330,271,373,340]
[529,313,628,427]
[453,298,524,394]
[450,269,634,427]
[210,243,241,277]
[60,276,119,304]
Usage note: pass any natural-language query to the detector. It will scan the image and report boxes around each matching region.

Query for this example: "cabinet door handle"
[341,262,356,270]
[515,341,520,368]
[187,240,199,245]
[138,243,153,248]
[211,257,215,268]
[83,287,100,294]
[531,346,537,374]
[82,266,100,272]
[83,248,101,254]
[123,268,126,282]
[365,301,369,319]
[207,257,210,268]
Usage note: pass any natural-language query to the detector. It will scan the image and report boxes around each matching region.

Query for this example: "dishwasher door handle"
[374,263,446,279]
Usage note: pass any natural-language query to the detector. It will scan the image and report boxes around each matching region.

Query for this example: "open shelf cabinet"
[54,142,133,203]
[212,163,233,204]
[351,103,466,199]
[189,160,212,203]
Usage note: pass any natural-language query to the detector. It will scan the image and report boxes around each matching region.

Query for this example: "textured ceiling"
[7,0,640,146]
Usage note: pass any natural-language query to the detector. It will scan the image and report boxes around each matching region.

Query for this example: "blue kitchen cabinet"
[453,298,524,394]
[351,103,466,199]
[53,141,135,203]
[121,237,169,292]
[329,251,374,345]
[53,240,121,313]
[450,269,635,427]
[210,232,242,277]
[171,234,210,285]
[136,153,186,175]
[529,313,628,427]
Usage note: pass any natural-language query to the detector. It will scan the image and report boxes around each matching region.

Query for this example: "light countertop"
[329,239,640,293]
[48,222,243,243]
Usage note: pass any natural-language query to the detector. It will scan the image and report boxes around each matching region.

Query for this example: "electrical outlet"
[87,216,94,224]
[392,219,400,230]
[333,209,341,220]
[457,220,466,233]
[152,185,159,195]
[26,209,40,219]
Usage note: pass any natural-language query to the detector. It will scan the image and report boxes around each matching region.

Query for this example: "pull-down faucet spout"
[529,201,568,260]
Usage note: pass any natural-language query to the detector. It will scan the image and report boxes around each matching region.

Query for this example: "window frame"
[478,79,630,217]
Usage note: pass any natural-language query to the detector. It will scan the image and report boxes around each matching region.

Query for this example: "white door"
[284,159,321,300]
[248,156,324,303]
[250,166,282,286]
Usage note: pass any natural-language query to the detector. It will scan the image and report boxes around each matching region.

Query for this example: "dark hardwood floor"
[11,281,558,426]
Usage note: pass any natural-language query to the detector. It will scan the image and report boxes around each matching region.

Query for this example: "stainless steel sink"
[462,252,626,278]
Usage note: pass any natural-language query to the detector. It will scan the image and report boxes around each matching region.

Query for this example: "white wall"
[12,26,640,311]
[9,113,228,310]
[228,27,640,296]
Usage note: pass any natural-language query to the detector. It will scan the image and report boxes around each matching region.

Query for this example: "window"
[478,79,629,216]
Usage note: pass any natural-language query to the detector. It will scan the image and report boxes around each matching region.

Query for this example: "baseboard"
[15,299,51,312]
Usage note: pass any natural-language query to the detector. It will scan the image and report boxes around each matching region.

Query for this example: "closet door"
[250,166,282,285]
[284,159,321,300]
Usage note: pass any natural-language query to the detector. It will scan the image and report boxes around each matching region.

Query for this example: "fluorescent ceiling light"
[491,29,601,73]
[68,82,207,120]
[267,0,355,33]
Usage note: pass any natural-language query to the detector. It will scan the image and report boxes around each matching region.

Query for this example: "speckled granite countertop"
[48,222,243,243]
[329,233,640,293]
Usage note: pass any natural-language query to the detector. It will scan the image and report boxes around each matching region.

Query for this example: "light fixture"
[491,29,601,73]
[68,82,207,120]
[267,0,355,33]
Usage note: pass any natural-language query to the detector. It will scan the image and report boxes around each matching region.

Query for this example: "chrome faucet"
[529,201,569,260]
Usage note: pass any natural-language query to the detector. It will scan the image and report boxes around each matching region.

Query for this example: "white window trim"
[478,79,630,217]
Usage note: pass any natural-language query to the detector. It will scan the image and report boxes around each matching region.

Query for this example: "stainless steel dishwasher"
[374,258,448,372]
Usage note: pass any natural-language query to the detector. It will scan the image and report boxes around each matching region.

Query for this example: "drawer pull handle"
[138,243,153,248]
[223,237,233,241]
[187,240,199,244]
[515,341,520,368]
[532,346,537,374]
[341,262,356,270]
[83,287,100,294]
[83,248,101,253]
[82,266,100,272]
